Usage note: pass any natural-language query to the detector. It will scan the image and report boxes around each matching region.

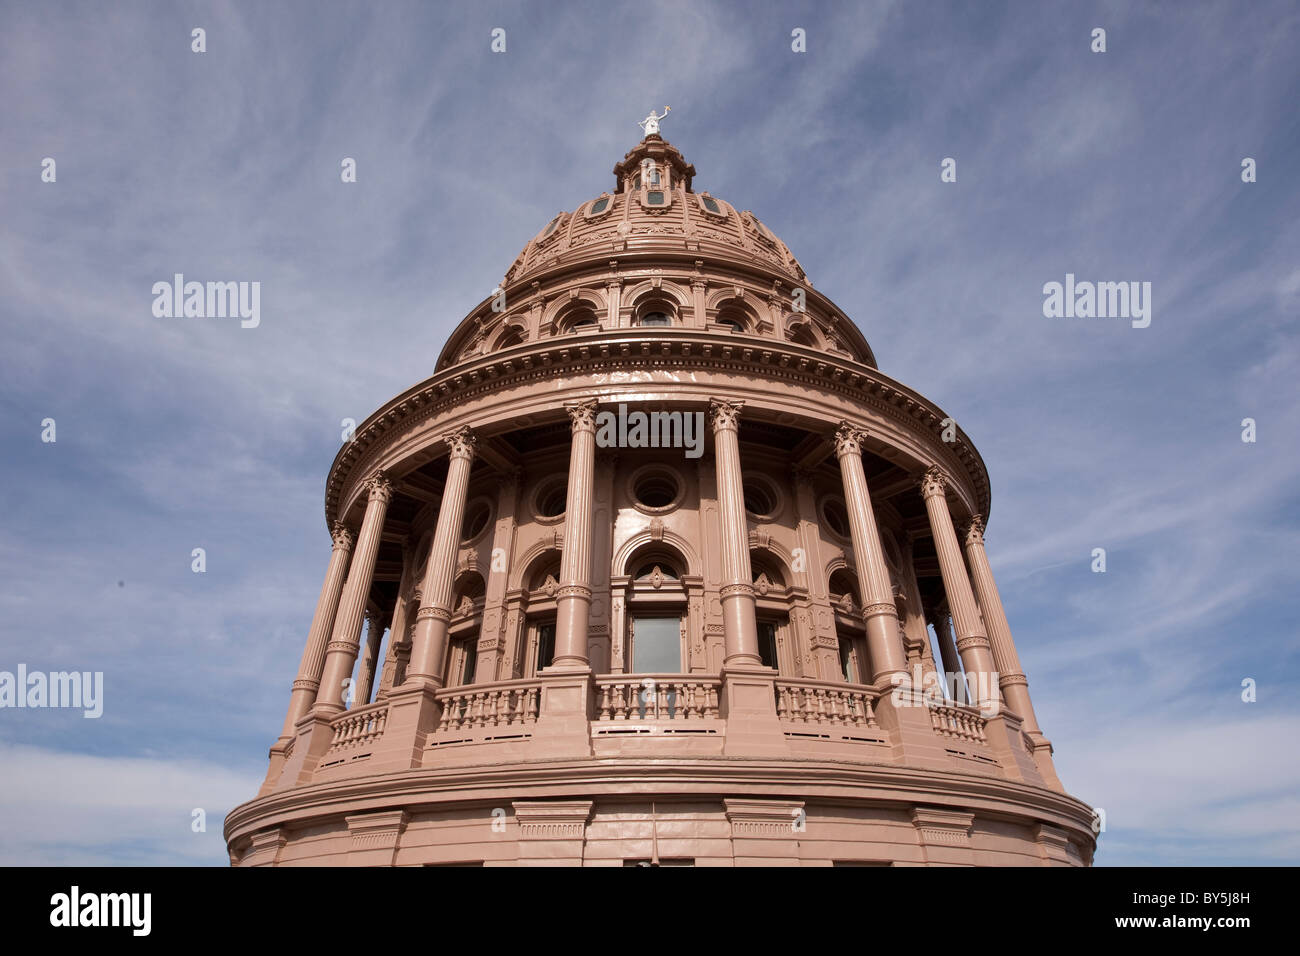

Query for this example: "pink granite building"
[225,128,1096,866]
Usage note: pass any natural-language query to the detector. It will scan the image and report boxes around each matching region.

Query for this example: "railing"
[327,700,389,754]
[435,679,542,733]
[594,676,721,721]
[927,701,988,744]
[775,678,878,728]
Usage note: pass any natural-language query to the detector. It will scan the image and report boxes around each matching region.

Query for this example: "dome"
[503,135,810,289]
[435,134,878,372]
[228,123,1093,869]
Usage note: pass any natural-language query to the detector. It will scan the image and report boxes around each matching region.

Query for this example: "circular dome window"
[630,466,682,514]
[822,497,850,539]
[743,478,779,520]
[534,478,567,520]
[460,500,492,542]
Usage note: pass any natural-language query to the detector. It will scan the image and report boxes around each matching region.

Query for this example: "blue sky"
[1,0,1297,865]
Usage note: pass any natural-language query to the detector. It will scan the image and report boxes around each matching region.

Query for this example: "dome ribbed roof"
[501,135,810,288]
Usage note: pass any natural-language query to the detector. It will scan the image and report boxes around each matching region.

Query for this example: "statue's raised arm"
[638,106,671,137]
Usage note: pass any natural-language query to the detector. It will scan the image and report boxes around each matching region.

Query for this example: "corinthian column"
[963,517,1043,734]
[833,424,907,682]
[276,523,354,740]
[919,467,998,710]
[353,609,385,707]
[552,400,598,670]
[314,473,393,714]
[405,427,477,688]
[710,400,761,667]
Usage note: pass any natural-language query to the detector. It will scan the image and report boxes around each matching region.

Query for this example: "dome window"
[539,215,563,240]
[701,196,722,215]
[534,478,568,520]
[639,311,671,327]
[646,190,665,205]
[588,197,609,216]
[631,467,682,512]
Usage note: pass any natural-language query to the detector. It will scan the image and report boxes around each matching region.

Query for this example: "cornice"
[224,755,1096,848]
[324,330,991,528]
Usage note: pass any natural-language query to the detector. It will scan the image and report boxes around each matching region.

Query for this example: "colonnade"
[272,404,1045,745]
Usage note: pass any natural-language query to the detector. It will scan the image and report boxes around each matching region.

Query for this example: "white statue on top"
[638,106,671,137]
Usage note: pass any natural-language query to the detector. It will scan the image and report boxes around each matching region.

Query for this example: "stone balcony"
[265,670,1054,795]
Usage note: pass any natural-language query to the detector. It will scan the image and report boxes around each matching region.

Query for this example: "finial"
[637,106,671,138]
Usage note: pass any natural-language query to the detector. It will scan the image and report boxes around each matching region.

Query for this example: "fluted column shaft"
[277,524,354,737]
[314,474,393,714]
[353,610,385,707]
[710,400,761,666]
[963,516,1043,734]
[553,401,598,669]
[920,467,998,709]
[406,428,477,687]
[929,606,967,703]
[834,424,907,682]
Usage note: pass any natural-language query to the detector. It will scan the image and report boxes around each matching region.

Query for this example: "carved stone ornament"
[365,472,394,504]
[445,426,478,462]
[330,522,355,551]
[833,422,864,458]
[567,399,599,432]
[965,515,986,547]
[708,399,743,432]
[919,466,947,500]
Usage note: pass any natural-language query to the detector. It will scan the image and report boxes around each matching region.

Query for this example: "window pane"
[758,622,778,669]
[839,638,855,682]
[646,190,665,205]
[633,616,680,672]
[537,622,556,670]
[463,643,477,685]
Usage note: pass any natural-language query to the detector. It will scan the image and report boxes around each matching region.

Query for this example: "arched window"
[788,323,818,348]
[639,310,671,327]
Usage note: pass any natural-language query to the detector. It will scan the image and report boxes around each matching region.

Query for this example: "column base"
[871,686,952,771]
[258,736,294,795]
[534,672,595,759]
[720,665,790,757]
[369,682,444,773]
[274,712,338,790]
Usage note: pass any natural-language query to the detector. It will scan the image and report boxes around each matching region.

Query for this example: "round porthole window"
[630,466,683,514]
[460,500,492,542]
[743,478,780,520]
[822,497,850,539]
[534,478,567,520]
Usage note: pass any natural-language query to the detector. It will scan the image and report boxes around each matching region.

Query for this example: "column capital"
[964,515,986,547]
[330,522,355,552]
[364,472,394,504]
[444,426,477,462]
[565,398,599,433]
[919,466,948,500]
[708,399,744,433]
[833,422,866,458]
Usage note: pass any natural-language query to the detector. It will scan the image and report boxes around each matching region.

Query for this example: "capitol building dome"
[226,125,1096,867]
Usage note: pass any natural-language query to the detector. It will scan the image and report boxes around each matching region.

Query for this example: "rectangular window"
[632,616,681,672]
[462,640,477,685]
[534,620,556,674]
[839,635,856,682]
[646,190,665,205]
[757,620,778,670]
